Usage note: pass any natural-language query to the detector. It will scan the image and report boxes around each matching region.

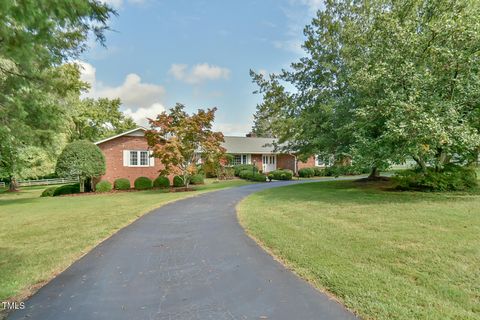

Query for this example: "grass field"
[238,180,480,320]
[0,179,252,303]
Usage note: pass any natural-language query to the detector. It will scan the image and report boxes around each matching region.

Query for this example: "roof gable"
[94,127,147,145]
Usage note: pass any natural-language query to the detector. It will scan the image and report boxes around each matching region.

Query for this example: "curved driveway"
[11,179,358,320]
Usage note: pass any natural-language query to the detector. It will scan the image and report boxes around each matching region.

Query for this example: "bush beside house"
[153,176,170,188]
[134,177,153,190]
[173,176,185,187]
[190,174,205,185]
[95,181,112,193]
[114,178,131,190]
[234,164,257,176]
[238,170,267,182]
[268,169,293,181]
[298,167,315,178]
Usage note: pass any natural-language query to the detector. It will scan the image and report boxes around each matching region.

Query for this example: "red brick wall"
[97,136,165,185]
[277,154,296,171]
[297,156,316,169]
[251,154,263,171]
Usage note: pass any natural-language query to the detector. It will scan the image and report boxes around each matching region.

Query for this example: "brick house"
[95,127,321,184]
[222,136,319,173]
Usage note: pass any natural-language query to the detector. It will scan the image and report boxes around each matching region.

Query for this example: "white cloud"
[169,63,231,84]
[124,103,166,127]
[76,60,166,125]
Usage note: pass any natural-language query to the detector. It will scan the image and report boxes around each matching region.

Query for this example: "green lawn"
[0,179,252,303]
[237,180,480,320]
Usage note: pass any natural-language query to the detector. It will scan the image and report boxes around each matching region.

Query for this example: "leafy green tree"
[68,97,137,142]
[0,1,114,190]
[145,104,226,189]
[55,140,106,193]
[251,0,480,177]
[0,64,87,190]
[0,1,114,191]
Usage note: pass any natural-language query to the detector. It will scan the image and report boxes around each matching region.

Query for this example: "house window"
[140,151,149,166]
[129,150,150,167]
[130,151,138,166]
[315,155,330,167]
[232,154,249,165]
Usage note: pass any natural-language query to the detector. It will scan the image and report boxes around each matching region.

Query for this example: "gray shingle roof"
[222,136,278,154]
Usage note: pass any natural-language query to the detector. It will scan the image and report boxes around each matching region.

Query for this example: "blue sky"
[79,0,323,135]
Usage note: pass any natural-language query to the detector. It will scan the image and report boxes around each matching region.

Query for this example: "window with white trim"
[315,155,331,167]
[127,150,151,167]
[232,154,250,165]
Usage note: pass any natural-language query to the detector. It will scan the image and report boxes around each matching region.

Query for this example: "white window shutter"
[149,150,155,166]
[247,154,251,164]
[123,150,130,167]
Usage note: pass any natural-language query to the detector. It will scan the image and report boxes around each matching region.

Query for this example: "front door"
[262,154,276,173]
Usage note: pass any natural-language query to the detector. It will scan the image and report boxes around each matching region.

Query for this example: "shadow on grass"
[253,180,480,206]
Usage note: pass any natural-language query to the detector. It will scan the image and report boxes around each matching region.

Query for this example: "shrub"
[114,178,130,190]
[298,167,315,178]
[238,169,266,182]
[217,167,235,180]
[153,176,170,188]
[55,140,106,192]
[134,176,153,190]
[234,164,257,176]
[96,180,112,193]
[267,169,293,181]
[393,164,478,191]
[41,186,57,197]
[252,173,267,182]
[53,183,80,196]
[322,165,371,177]
[190,174,205,185]
[313,167,326,176]
[173,175,185,187]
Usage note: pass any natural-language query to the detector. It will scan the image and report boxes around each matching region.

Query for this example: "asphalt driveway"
[10,179,358,320]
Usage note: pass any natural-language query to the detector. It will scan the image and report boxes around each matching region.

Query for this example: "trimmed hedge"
[298,167,315,178]
[153,176,170,188]
[234,164,257,176]
[96,180,112,193]
[53,183,80,196]
[313,167,326,176]
[190,174,205,185]
[173,176,185,187]
[114,178,131,190]
[238,169,267,182]
[134,176,153,190]
[41,186,57,197]
[267,169,293,181]
[394,165,478,191]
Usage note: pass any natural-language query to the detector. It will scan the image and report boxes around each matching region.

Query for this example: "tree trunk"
[8,176,19,192]
[79,176,85,193]
[368,167,380,179]
[412,155,427,172]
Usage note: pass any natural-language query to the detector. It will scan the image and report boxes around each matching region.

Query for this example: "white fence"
[17,178,78,187]
[0,182,5,188]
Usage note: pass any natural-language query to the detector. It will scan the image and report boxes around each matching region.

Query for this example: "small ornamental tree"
[145,103,226,189]
[55,140,106,193]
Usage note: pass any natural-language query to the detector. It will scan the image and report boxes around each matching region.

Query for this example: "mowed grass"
[0,179,252,302]
[237,180,480,320]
